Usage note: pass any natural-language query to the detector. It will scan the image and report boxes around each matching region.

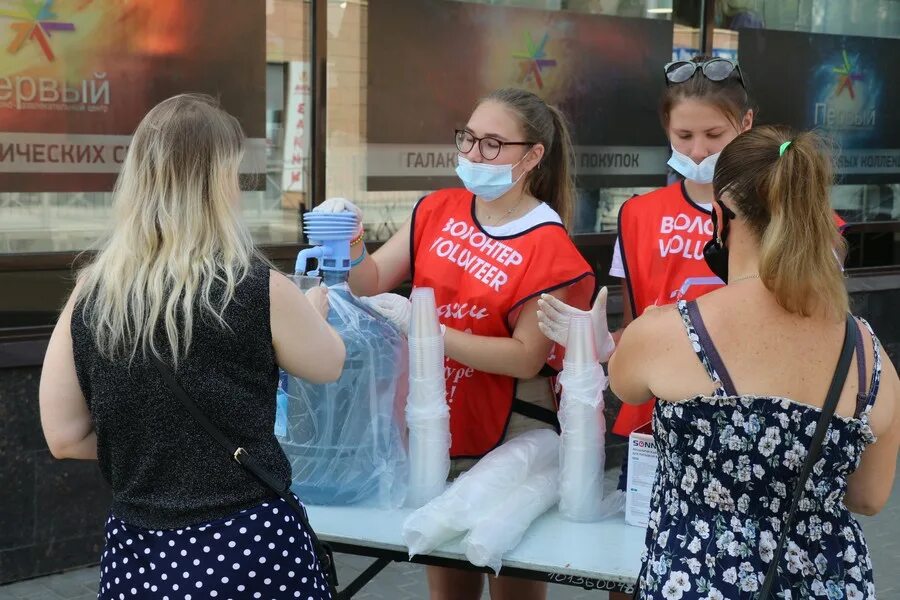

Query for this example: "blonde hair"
[75,94,261,365]
[713,125,848,320]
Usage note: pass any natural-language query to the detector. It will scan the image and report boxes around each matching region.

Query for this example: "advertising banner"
[0,0,266,191]
[367,0,673,191]
[739,29,900,183]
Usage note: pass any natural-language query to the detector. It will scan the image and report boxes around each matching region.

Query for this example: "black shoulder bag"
[632,314,857,600]
[152,356,339,597]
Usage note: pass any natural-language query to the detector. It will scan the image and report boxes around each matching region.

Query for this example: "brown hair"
[713,125,848,320]
[660,55,752,129]
[483,88,576,230]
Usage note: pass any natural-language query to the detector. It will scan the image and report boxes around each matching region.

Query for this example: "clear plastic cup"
[558,338,606,522]
[409,287,441,339]
[566,314,598,365]
[291,274,322,292]
[408,336,444,380]
[406,413,451,508]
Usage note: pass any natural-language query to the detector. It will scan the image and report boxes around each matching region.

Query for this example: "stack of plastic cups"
[558,314,606,522]
[405,288,451,508]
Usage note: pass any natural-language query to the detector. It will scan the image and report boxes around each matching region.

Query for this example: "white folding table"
[307,505,645,599]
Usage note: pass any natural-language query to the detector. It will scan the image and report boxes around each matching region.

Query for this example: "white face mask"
[455,154,528,202]
[667,146,720,184]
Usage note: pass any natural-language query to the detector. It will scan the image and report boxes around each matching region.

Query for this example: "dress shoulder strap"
[676,300,738,397]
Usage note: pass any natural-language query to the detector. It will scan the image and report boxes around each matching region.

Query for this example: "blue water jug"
[275,212,409,507]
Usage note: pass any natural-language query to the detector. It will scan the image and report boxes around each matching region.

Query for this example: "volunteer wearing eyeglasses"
[315,88,595,600]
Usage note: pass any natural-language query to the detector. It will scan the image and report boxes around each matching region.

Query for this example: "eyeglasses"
[454,129,535,161]
[664,58,746,89]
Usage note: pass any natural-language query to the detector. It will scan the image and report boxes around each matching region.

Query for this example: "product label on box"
[625,432,658,528]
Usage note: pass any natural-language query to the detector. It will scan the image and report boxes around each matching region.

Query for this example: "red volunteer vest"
[614,182,719,435]
[613,182,848,436]
[411,189,595,458]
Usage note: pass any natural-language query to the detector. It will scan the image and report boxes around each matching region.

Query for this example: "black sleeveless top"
[71,261,290,529]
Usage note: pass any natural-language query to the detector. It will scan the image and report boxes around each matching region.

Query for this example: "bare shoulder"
[869,339,899,438]
[61,277,87,322]
[269,269,306,319]
[622,304,684,350]
[614,303,685,373]
[269,268,288,287]
[269,269,298,299]
[610,304,685,404]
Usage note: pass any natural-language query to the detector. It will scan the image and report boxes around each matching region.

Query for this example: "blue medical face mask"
[455,154,529,202]
[667,146,720,184]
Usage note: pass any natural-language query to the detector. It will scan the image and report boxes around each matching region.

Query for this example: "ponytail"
[713,126,847,320]
[483,88,576,230]
[529,105,575,229]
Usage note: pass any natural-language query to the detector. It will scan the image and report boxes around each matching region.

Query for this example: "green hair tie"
[778,141,792,156]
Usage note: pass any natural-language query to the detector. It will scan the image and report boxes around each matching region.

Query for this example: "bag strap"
[151,356,339,593]
[756,314,857,599]
[511,398,561,432]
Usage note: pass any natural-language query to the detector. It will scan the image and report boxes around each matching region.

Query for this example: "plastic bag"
[277,282,409,508]
[402,429,559,557]
[597,489,626,517]
[463,466,560,574]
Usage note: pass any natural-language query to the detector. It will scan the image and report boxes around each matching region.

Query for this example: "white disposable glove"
[536,287,616,362]
[361,293,413,336]
[313,197,363,221]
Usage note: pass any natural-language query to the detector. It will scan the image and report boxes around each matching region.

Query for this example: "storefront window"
[0,0,307,329]
[714,0,900,266]
[0,0,309,254]
[2,0,898,330]
[326,0,414,242]
[264,0,313,244]
[326,0,705,241]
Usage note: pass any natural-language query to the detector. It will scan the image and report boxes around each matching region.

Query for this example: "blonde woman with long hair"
[39,94,343,599]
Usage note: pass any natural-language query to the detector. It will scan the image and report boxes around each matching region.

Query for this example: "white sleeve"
[608,237,626,278]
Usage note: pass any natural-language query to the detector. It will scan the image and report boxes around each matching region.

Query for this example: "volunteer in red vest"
[314,87,595,600]
[536,61,847,595]
[610,56,758,437]
[537,56,839,600]
[539,57,756,453]
[538,56,846,437]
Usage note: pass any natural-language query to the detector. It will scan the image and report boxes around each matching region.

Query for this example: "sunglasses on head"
[664,58,746,89]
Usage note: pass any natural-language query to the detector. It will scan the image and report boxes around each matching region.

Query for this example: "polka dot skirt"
[98,497,332,599]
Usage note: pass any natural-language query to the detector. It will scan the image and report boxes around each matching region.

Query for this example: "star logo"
[1,0,75,62]
[832,49,863,100]
[513,32,556,89]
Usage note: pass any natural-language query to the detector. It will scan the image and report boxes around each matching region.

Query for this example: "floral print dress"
[636,300,882,600]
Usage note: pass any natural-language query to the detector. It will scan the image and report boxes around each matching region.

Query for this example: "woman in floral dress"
[609,126,900,599]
